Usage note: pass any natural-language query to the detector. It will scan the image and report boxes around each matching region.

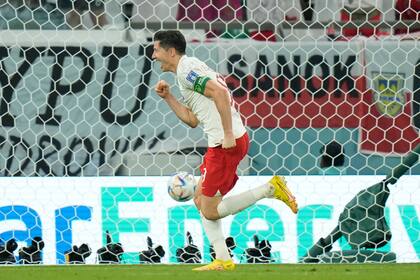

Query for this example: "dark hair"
[320,141,345,168]
[153,30,186,55]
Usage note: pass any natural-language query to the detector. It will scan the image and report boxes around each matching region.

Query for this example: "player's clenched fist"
[155,80,170,98]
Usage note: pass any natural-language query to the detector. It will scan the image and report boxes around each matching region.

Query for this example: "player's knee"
[201,209,219,221]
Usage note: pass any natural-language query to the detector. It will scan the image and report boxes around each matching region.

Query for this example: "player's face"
[152,41,172,72]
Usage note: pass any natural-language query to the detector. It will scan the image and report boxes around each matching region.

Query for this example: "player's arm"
[155,80,199,128]
[194,77,235,149]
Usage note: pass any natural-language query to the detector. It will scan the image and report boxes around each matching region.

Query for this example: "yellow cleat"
[269,175,298,214]
[192,259,235,271]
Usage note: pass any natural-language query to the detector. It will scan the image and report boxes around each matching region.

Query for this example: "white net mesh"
[0,0,419,265]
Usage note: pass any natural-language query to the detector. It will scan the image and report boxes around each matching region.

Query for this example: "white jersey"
[176,55,246,147]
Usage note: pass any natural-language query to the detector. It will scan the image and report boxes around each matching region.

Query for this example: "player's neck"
[172,54,185,73]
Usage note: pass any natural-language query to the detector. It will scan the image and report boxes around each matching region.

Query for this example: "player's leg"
[193,177,202,210]
[214,133,298,219]
[193,178,234,271]
[194,179,229,261]
[198,175,297,220]
[216,175,298,218]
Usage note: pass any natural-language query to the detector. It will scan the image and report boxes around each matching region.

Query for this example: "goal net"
[0,0,419,265]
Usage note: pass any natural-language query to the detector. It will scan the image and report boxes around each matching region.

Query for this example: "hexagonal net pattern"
[0,0,419,265]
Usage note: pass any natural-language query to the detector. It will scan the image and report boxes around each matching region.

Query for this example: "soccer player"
[152,30,298,271]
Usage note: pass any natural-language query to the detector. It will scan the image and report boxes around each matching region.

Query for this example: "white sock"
[200,212,231,261]
[217,183,274,219]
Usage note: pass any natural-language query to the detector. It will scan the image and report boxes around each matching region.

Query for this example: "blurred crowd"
[0,0,109,29]
[0,0,418,38]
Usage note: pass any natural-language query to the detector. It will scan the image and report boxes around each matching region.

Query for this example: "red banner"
[228,75,365,128]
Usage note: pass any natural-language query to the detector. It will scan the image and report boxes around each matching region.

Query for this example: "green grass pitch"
[1,263,419,280]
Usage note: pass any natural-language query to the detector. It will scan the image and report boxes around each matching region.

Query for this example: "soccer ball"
[167,172,197,202]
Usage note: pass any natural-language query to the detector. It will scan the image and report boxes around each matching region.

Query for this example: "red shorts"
[200,132,249,197]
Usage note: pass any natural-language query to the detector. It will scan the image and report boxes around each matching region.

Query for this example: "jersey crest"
[186,70,199,84]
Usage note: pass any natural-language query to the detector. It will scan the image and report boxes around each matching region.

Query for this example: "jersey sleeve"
[178,61,211,95]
